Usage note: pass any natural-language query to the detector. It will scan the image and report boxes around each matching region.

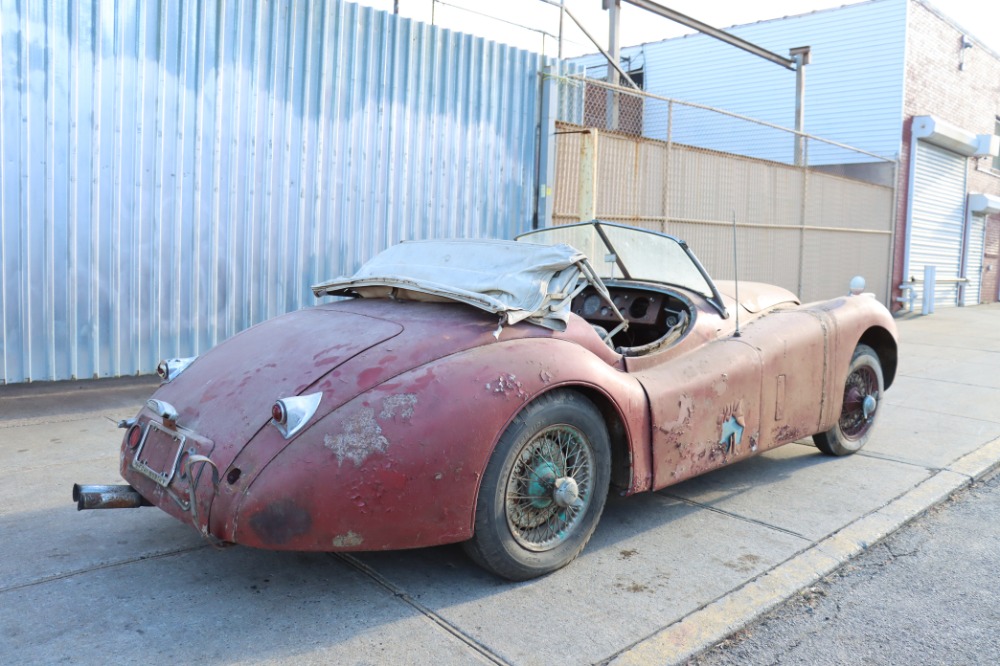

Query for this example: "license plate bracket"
[130,421,186,488]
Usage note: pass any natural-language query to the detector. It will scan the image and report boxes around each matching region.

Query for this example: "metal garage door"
[963,214,986,305]
[984,218,1000,304]
[909,141,968,309]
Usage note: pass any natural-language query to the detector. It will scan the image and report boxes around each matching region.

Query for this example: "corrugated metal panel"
[964,214,986,305]
[0,0,549,383]
[909,140,967,308]
[612,0,908,163]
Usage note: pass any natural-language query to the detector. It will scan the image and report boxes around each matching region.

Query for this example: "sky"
[353,0,1000,57]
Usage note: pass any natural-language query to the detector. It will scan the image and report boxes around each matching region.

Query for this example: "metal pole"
[558,1,565,60]
[547,2,639,89]
[623,0,796,69]
[790,46,810,166]
[605,0,622,131]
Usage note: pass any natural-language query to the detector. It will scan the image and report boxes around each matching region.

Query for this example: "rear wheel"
[464,390,611,580]
[814,344,884,456]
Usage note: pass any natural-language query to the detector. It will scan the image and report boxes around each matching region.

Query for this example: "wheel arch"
[563,385,633,495]
[858,325,897,389]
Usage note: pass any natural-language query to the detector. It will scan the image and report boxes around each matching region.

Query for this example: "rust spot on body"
[774,424,804,444]
[248,499,312,545]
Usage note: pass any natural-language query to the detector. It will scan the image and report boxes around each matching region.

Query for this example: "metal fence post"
[579,129,599,221]
[922,265,936,314]
[536,67,559,229]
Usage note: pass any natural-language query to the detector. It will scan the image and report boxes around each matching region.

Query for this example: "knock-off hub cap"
[862,394,877,420]
[506,424,595,551]
[553,477,580,508]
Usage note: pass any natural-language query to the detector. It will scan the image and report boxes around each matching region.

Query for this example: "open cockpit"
[571,283,694,356]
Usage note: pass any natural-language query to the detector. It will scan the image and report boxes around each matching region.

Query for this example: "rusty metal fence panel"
[0,0,548,383]
[550,75,897,305]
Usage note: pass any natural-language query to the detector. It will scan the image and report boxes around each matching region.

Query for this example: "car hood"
[714,280,799,314]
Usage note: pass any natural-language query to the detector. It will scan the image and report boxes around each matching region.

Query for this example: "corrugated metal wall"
[0,0,549,383]
[631,0,908,163]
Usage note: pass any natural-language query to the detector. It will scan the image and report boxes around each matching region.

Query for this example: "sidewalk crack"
[333,553,510,666]
[656,494,810,541]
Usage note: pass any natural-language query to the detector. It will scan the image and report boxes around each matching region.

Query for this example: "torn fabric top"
[312,239,598,331]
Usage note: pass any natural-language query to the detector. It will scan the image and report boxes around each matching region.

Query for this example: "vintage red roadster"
[75,221,897,580]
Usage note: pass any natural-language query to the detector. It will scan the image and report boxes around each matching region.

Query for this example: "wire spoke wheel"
[813,344,884,456]
[505,425,595,552]
[839,364,879,440]
[464,390,611,580]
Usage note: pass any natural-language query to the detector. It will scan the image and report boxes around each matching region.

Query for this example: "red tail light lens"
[269,392,322,439]
[126,424,143,449]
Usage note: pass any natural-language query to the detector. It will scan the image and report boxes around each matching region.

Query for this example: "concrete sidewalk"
[2,305,999,665]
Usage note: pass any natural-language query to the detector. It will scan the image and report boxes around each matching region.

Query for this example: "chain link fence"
[548,73,898,304]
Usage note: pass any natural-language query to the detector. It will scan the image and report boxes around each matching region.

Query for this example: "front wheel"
[813,344,884,456]
[463,390,611,581]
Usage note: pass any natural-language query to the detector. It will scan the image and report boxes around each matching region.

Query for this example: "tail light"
[156,356,197,382]
[270,392,323,439]
[126,424,144,449]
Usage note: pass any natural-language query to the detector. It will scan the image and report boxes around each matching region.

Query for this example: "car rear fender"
[226,337,649,552]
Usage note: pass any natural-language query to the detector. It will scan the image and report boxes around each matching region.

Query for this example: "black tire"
[463,390,611,581]
[813,344,884,456]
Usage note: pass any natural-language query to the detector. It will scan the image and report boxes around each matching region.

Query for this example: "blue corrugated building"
[576,0,1000,311]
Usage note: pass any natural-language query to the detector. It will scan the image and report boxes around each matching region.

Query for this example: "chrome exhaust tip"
[72,484,151,510]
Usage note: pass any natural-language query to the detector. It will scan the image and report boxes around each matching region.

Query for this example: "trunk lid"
[148,309,403,464]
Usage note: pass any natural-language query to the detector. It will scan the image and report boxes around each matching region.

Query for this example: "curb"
[609,435,1000,666]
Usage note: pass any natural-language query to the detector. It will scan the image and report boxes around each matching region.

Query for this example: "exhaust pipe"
[73,484,151,511]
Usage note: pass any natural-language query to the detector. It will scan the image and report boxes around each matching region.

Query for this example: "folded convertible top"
[312,239,603,332]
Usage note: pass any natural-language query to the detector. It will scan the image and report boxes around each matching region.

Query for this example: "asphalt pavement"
[2,304,1000,665]
[691,469,1000,665]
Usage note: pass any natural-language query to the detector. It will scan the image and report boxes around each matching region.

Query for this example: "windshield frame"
[516,220,728,318]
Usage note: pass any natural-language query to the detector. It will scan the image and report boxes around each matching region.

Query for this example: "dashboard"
[571,285,692,348]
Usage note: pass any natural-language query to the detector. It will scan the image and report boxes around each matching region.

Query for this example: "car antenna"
[732,210,741,338]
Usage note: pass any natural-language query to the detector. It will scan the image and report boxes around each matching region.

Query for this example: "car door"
[631,337,763,491]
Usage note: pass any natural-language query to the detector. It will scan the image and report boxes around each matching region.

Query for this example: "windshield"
[517,221,726,315]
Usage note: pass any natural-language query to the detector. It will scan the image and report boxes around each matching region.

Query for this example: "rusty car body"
[75,220,897,580]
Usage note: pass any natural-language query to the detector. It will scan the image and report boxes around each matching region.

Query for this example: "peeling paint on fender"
[324,394,418,466]
[380,393,417,421]
[332,531,364,548]
[485,373,528,401]
[718,400,747,455]
[657,393,694,449]
[325,408,389,466]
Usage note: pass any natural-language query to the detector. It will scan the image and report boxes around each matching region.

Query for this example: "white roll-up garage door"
[964,214,986,305]
[909,141,968,309]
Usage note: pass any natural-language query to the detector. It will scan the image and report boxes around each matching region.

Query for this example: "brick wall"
[893,0,1000,306]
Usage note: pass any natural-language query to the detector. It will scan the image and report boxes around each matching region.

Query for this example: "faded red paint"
[115,283,897,554]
